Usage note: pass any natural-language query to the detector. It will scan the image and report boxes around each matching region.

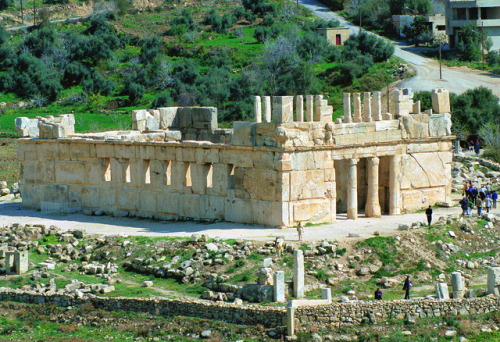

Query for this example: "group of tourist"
[459,181,497,217]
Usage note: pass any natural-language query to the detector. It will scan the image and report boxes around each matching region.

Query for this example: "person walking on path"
[425,205,433,226]
[486,183,492,195]
[492,190,498,209]
[460,197,468,217]
[403,276,411,300]
[375,288,383,300]
[468,198,474,218]
[475,197,483,217]
[474,139,480,155]
[297,221,303,241]
[485,195,493,213]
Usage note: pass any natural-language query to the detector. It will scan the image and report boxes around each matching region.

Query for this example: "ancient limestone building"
[16,88,454,227]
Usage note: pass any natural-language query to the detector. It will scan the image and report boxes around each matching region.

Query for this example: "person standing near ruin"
[475,196,483,216]
[467,198,474,218]
[425,205,433,227]
[474,139,480,155]
[297,221,303,241]
[492,190,498,209]
[460,197,468,217]
[486,183,492,195]
[403,275,411,300]
[485,195,493,214]
[375,288,383,300]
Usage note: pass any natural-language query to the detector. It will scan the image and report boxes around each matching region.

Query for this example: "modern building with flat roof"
[445,0,500,50]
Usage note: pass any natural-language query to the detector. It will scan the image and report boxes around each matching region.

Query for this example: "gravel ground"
[1,197,494,243]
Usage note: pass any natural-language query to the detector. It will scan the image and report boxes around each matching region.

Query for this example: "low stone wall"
[0,288,286,328]
[295,296,500,329]
[1,288,498,331]
[454,154,500,172]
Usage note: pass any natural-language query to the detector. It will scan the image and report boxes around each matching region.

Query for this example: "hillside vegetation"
[0,0,401,134]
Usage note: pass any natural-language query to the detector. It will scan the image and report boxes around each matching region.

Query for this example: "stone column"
[451,272,464,299]
[306,95,314,122]
[389,155,401,215]
[263,96,271,123]
[343,93,352,123]
[372,91,382,121]
[435,282,450,300]
[296,95,304,122]
[254,96,262,123]
[286,305,295,337]
[353,93,362,122]
[363,92,372,122]
[293,250,304,298]
[274,271,285,302]
[347,158,359,220]
[365,157,381,217]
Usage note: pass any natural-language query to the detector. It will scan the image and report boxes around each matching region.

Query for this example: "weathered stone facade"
[16,88,454,227]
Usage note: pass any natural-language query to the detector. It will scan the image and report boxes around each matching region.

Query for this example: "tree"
[343,30,394,62]
[451,87,500,134]
[139,35,162,63]
[456,23,492,61]
[479,123,500,162]
[403,16,431,47]
[23,26,57,57]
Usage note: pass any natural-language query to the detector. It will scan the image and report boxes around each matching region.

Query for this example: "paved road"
[299,0,500,98]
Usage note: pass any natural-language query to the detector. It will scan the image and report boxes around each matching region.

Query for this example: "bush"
[486,51,499,68]
[242,0,275,15]
[139,35,162,63]
[173,59,199,85]
[0,0,12,10]
[125,82,145,103]
[23,27,57,58]
[151,92,173,108]
[297,31,335,62]
[262,13,275,27]
[451,86,500,133]
[62,61,90,86]
[82,71,115,96]
[343,30,394,62]
[413,90,432,111]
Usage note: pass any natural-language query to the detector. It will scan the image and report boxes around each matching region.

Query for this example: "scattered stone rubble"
[0,181,20,202]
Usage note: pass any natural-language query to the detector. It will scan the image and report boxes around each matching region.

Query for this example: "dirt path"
[298,0,500,99]
[1,198,497,243]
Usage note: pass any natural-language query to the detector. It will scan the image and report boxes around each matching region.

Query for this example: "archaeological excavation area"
[15,88,454,227]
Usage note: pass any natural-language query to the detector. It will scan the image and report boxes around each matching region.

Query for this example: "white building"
[445,0,500,50]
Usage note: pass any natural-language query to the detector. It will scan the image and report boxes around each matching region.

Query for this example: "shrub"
[125,82,145,103]
[82,71,115,96]
[0,0,12,10]
[23,27,57,58]
[151,92,173,108]
[451,86,500,133]
[262,13,275,27]
[139,35,162,63]
[62,61,89,86]
[486,51,499,68]
[343,30,394,62]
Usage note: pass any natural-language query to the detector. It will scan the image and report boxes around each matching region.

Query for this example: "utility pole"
[20,0,24,24]
[33,0,36,25]
[481,21,485,71]
[439,42,442,79]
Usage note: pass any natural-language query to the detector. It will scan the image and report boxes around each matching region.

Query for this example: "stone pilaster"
[254,96,262,123]
[347,158,359,219]
[343,93,352,123]
[353,93,362,122]
[365,157,381,217]
[263,96,271,123]
[363,92,372,122]
[389,155,401,215]
[296,95,304,122]
[306,95,314,122]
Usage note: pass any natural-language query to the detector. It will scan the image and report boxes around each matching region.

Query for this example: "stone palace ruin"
[16,88,454,227]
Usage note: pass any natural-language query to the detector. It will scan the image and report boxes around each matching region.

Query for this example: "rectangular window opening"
[206,164,213,188]
[227,164,235,190]
[166,161,171,186]
[144,160,151,185]
[103,158,111,182]
[125,159,131,183]
[185,162,192,187]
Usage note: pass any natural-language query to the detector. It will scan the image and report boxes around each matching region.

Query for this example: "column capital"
[349,158,359,166]
[368,156,380,165]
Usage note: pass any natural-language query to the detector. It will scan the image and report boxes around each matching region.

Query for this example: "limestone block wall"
[294,296,500,329]
[17,138,290,227]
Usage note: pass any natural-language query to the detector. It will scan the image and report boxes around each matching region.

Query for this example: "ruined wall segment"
[17,90,454,227]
